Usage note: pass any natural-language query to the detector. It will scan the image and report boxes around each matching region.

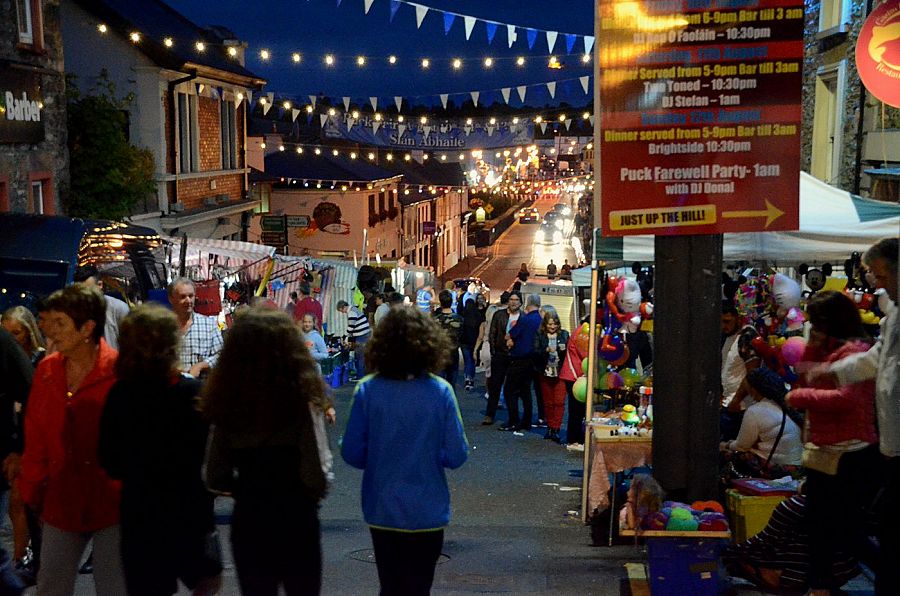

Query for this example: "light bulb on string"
[292,53,301,63]
[582,112,590,119]
[483,57,493,67]
[314,148,322,155]
[98,24,108,33]
[163,37,173,48]
[282,101,291,110]
[582,54,591,63]
[306,105,313,113]
[516,56,525,66]
[352,110,359,118]
[452,58,462,69]
[388,55,397,64]
[129,32,141,43]
[421,58,430,68]
[325,54,335,66]
[356,56,366,66]
[260,49,270,61]
[328,108,336,116]
[397,115,404,122]
[368,152,375,160]
[296,147,303,154]
[374,113,382,121]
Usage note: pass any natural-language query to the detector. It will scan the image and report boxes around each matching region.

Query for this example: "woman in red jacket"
[786,291,881,596]
[19,284,125,594]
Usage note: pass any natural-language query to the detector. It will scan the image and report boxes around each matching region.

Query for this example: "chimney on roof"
[205,26,246,66]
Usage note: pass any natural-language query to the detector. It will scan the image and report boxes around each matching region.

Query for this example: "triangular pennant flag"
[443,12,455,34]
[584,35,595,54]
[486,126,495,137]
[580,75,590,94]
[262,102,272,116]
[370,97,378,111]
[506,24,517,48]
[464,16,476,40]
[233,94,243,108]
[439,94,449,109]
[342,97,350,111]
[320,114,328,127]
[336,0,342,5]
[266,92,275,105]
[501,88,511,104]
[485,22,498,44]
[398,124,407,137]
[246,90,253,105]
[414,4,428,28]
[539,122,547,134]
[470,91,479,107]
[589,116,595,126]
[389,0,401,21]
[291,108,300,122]
[394,96,403,112]
[516,86,527,103]
[546,31,558,53]
[527,29,538,49]
[372,121,382,134]
[564,119,572,130]
[547,81,556,99]
[309,95,317,108]
[347,117,357,129]
[565,33,576,54]
[364,0,375,14]
[423,125,432,138]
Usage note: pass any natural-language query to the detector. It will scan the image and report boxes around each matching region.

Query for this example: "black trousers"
[486,353,510,419]
[877,456,900,595]
[805,444,882,590]
[564,380,586,444]
[503,358,534,428]
[371,528,443,596]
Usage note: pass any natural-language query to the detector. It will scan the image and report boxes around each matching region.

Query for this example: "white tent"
[589,172,899,269]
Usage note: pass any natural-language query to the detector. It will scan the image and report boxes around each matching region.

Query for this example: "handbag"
[801,443,842,475]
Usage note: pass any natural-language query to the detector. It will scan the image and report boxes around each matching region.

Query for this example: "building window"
[368,194,376,220]
[818,0,850,32]
[220,99,237,170]
[177,92,199,173]
[16,0,43,48]
[28,173,53,215]
[810,62,847,184]
[378,191,385,214]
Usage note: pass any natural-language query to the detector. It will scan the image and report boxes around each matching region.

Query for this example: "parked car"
[542,211,565,230]
[517,207,540,223]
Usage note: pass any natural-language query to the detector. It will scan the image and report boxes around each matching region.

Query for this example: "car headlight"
[562,207,571,216]
[553,230,563,242]
[554,219,564,230]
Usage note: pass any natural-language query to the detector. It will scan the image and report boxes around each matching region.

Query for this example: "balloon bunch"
[735,272,806,336]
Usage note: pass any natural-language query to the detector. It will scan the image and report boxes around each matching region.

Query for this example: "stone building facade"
[802,0,899,200]
[0,0,69,214]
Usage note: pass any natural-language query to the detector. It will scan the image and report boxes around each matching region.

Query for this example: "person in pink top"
[293,282,323,332]
[560,316,589,448]
[786,291,881,596]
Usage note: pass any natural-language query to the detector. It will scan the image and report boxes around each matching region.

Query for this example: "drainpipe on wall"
[167,71,199,211]
[853,0,875,195]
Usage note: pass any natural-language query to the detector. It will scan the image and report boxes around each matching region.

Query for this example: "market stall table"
[588,428,653,546]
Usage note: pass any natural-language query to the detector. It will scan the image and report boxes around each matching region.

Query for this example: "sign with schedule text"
[599,0,803,236]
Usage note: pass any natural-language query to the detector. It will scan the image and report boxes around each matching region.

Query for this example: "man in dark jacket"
[500,294,542,431]
[482,293,521,425]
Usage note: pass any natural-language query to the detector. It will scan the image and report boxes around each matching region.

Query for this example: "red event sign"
[599,0,804,236]
[856,0,900,108]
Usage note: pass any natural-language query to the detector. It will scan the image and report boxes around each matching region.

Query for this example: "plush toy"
[697,512,730,532]
[666,515,700,531]
[691,500,724,514]
[640,511,669,531]
[621,404,640,426]
[600,276,631,366]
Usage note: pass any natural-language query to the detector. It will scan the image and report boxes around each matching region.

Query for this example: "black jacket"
[534,329,571,372]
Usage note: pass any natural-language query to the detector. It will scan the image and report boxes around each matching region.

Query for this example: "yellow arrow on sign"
[722,199,785,228]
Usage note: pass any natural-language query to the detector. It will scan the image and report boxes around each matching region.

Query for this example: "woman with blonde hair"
[204,308,328,595]
[98,304,221,595]
[1,306,45,366]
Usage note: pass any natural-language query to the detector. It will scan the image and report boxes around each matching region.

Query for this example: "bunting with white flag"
[547,82,556,99]
[546,31,558,53]
[440,94,449,109]
[291,108,300,122]
[507,24,517,48]
[464,16,476,40]
[320,114,328,127]
[589,116,595,126]
[364,0,375,14]
[343,97,350,111]
[398,124,407,137]
[423,125,432,138]
[486,126,495,137]
[394,96,403,112]
[501,88,511,104]
[539,122,547,134]
[262,102,272,116]
[370,97,378,111]
[564,119,572,130]
[415,4,428,28]
[309,95,317,108]
[584,35,595,54]
[372,121,382,134]
[470,91,479,106]
[517,86,527,103]
[580,76,590,94]
[266,92,274,105]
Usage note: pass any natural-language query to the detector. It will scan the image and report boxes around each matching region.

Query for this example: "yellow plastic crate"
[726,489,789,542]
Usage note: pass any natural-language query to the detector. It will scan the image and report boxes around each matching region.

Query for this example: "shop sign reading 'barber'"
[0,70,45,144]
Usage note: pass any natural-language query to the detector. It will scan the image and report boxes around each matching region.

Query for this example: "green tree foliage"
[66,72,156,219]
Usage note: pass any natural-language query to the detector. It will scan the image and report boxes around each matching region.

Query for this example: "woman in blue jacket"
[342,306,469,596]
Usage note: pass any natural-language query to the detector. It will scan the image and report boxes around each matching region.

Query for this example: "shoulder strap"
[765,408,787,471]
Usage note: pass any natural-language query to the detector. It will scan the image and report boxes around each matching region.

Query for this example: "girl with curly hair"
[98,304,221,596]
[203,308,329,595]
[342,306,469,595]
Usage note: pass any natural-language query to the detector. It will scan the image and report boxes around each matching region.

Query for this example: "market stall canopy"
[589,172,900,269]
[161,236,276,263]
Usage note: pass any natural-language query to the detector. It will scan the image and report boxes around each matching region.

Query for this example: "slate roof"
[381,160,467,186]
[72,0,264,84]
[264,151,399,184]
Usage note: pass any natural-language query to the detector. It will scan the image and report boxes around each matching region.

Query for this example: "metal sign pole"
[580,251,600,522]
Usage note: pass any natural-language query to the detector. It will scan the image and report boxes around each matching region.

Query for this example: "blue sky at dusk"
[167,0,594,109]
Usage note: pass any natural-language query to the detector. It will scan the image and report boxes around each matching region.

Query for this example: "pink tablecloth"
[588,439,653,513]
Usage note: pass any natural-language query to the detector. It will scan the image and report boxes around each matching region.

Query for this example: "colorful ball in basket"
[620,368,642,388]
[604,371,624,390]
[572,376,588,403]
[781,336,807,366]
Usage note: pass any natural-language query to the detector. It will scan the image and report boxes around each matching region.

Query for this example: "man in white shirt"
[73,265,129,350]
[169,278,223,378]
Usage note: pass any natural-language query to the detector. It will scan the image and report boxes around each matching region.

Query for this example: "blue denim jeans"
[352,334,370,378]
[460,344,476,381]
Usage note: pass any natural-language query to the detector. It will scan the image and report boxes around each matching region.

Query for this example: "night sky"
[166,0,594,109]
